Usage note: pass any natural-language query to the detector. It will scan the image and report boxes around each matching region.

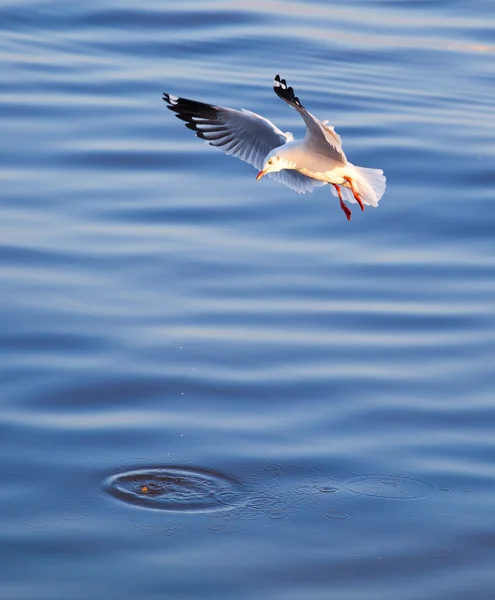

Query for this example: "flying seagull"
[163,75,386,221]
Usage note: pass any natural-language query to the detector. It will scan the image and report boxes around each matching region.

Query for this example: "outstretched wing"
[273,75,347,164]
[163,93,325,194]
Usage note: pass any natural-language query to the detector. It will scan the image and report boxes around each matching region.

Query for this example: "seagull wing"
[163,93,325,194]
[273,75,347,164]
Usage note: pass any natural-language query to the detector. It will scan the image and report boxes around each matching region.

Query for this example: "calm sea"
[2,1,495,598]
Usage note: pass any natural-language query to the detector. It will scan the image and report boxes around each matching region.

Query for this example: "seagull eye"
[268,160,272,165]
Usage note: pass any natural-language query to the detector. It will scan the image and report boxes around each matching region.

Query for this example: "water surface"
[1,1,495,598]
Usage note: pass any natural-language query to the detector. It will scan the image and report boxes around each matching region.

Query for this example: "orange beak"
[256,170,267,181]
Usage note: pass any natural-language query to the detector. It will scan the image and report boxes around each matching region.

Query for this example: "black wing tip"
[273,74,304,109]
[162,93,221,140]
[162,94,218,115]
[163,92,179,107]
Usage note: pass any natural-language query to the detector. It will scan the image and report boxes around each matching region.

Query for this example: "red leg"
[344,176,364,211]
[332,184,351,221]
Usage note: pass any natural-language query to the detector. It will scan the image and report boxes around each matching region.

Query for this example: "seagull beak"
[256,170,267,181]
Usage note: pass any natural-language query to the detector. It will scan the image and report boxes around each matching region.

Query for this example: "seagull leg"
[343,176,365,211]
[332,184,351,221]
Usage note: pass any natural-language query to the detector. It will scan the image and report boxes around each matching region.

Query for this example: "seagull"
[163,75,386,221]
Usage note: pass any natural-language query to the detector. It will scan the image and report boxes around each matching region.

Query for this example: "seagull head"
[256,152,287,181]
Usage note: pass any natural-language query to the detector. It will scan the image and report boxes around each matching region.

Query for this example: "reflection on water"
[1,0,495,598]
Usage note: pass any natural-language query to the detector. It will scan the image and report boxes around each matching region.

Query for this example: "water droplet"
[324,511,351,520]
[267,510,289,520]
[205,524,227,532]
[342,475,433,500]
[320,486,340,494]
[58,505,99,521]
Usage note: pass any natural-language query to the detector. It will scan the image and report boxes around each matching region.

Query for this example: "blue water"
[2,0,495,598]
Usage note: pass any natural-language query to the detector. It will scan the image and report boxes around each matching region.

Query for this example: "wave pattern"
[1,0,495,598]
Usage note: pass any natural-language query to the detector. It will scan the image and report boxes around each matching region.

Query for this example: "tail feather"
[352,165,386,207]
[331,164,386,208]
